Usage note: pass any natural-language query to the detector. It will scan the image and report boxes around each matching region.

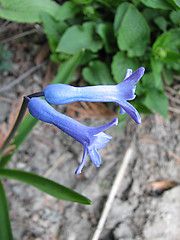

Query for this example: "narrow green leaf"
[111,52,139,83]
[52,51,84,84]
[0,181,13,240]
[0,0,60,23]
[57,22,103,54]
[116,3,150,57]
[0,169,92,205]
[0,115,38,167]
[82,60,115,85]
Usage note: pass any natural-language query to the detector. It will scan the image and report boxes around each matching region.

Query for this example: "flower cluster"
[27,67,145,174]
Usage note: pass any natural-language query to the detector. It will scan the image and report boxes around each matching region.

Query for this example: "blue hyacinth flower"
[44,67,145,124]
[27,98,118,175]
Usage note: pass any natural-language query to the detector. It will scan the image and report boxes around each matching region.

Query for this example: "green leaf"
[79,50,98,65]
[55,1,80,21]
[166,0,180,9]
[115,3,150,57]
[153,28,180,63]
[52,51,84,84]
[0,0,60,23]
[57,22,103,54]
[111,52,139,83]
[0,169,92,205]
[113,2,129,34]
[0,115,38,167]
[170,10,180,25]
[0,181,13,240]
[154,16,168,31]
[141,72,156,90]
[82,60,115,85]
[72,0,93,4]
[162,68,174,85]
[96,23,116,53]
[144,90,169,118]
[140,0,173,10]
[133,99,152,114]
[41,12,68,52]
[150,58,164,90]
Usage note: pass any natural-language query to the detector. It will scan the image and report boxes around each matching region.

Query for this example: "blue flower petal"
[28,97,116,174]
[75,145,88,175]
[44,67,145,123]
[88,148,101,168]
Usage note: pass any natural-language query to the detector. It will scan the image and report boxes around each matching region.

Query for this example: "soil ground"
[0,22,180,240]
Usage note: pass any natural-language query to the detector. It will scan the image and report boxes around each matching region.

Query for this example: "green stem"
[0,92,44,156]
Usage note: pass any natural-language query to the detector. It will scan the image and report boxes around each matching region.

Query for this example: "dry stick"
[0,61,46,94]
[0,28,40,44]
[169,106,180,114]
[91,141,136,240]
[43,152,72,178]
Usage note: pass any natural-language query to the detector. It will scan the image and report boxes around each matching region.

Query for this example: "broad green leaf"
[82,60,115,85]
[0,181,13,240]
[140,0,173,10]
[144,90,168,118]
[0,169,92,205]
[154,16,168,31]
[151,58,164,90]
[162,68,174,85]
[113,2,129,34]
[0,0,60,23]
[96,23,116,53]
[57,22,103,54]
[111,52,139,83]
[55,1,80,21]
[41,12,68,52]
[153,29,180,63]
[133,99,152,114]
[116,3,150,57]
[72,0,93,4]
[52,51,84,84]
[141,72,156,90]
[170,10,180,24]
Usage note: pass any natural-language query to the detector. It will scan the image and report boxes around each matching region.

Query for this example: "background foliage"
[0,0,180,238]
[1,0,180,117]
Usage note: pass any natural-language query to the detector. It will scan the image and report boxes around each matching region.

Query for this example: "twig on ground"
[43,153,72,178]
[91,129,139,240]
[0,61,46,94]
[0,28,42,44]
[0,22,18,34]
[168,106,180,115]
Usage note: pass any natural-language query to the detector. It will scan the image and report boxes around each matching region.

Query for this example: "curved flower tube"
[27,98,118,175]
[44,67,145,124]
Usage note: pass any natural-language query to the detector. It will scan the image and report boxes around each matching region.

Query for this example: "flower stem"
[0,92,44,156]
